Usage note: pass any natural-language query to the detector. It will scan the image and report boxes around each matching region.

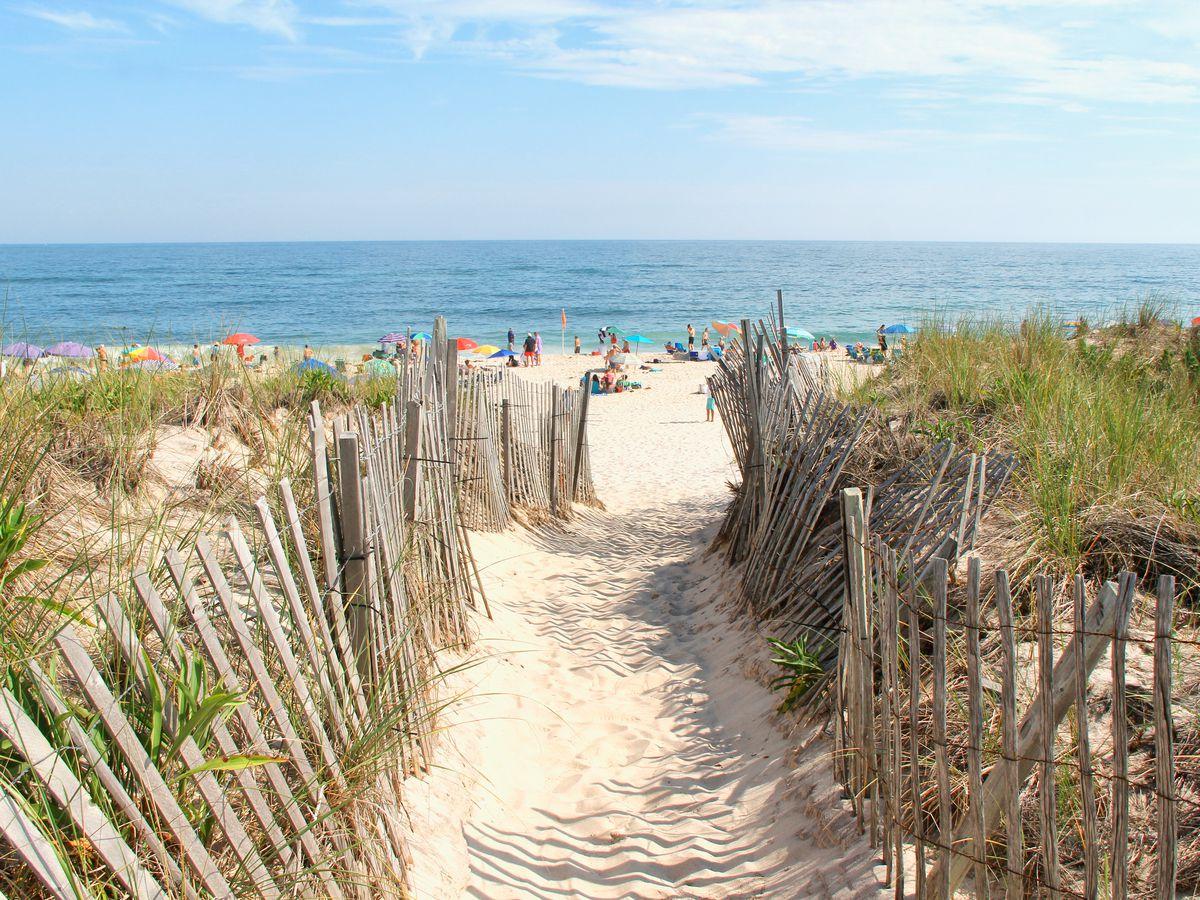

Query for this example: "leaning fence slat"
[0,785,81,900]
[54,626,234,899]
[1155,574,1177,898]
[1073,575,1098,898]
[0,688,168,899]
[906,559,926,898]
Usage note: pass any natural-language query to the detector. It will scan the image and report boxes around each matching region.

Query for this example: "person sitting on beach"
[591,373,602,394]
[829,338,838,351]
[522,333,536,366]
[303,344,314,360]
[601,370,615,393]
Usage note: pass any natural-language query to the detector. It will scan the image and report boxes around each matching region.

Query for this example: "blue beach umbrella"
[882,323,917,335]
[787,327,816,342]
[623,334,655,344]
[410,332,433,342]
[295,358,342,377]
[488,349,518,359]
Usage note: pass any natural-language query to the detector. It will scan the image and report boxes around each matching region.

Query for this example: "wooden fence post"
[337,432,373,689]
[571,382,590,501]
[403,400,423,523]
[1156,574,1177,896]
[549,388,560,514]
[501,398,513,498]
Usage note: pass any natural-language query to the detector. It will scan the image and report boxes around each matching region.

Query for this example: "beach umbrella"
[46,365,92,379]
[711,321,741,337]
[488,349,517,359]
[128,358,179,373]
[623,334,655,355]
[363,359,396,378]
[410,332,433,342]
[2,342,45,359]
[603,325,623,336]
[474,344,501,356]
[882,323,917,335]
[786,327,816,342]
[122,346,168,363]
[455,337,478,351]
[296,358,342,377]
[223,332,260,347]
[1191,317,1200,327]
[378,332,405,344]
[45,341,94,358]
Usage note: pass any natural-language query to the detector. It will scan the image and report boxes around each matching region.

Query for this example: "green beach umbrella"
[364,359,396,377]
[787,327,816,342]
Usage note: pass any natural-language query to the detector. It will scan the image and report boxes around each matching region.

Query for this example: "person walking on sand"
[687,323,695,350]
[574,335,581,354]
[705,393,716,422]
[877,324,888,352]
[534,331,544,366]
[523,332,536,367]
[702,326,709,346]
[507,327,515,351]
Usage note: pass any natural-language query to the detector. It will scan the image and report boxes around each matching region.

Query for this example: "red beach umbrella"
[712,321,741,337]
[1192,317,1200,327]
[455,337,479,351]
[223,333,260,347]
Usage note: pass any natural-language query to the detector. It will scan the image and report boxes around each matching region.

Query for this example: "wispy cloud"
[354,0,1200,106]
[166,0,299,40]
[705,114,1043,151]
[21,6,126,32]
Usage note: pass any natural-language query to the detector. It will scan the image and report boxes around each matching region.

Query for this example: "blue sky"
[2,0,1199,242]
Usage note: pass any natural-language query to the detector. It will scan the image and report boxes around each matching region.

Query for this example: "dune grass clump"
[852,307,1200,587]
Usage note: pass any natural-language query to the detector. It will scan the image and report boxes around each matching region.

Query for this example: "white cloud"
[354,0,1200,105]
[21,7,126,31]
[167,0,299,40]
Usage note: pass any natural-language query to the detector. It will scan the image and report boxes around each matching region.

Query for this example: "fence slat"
[1035,575,1061,894]
[906,558,926,898]
[931,556,951,900]
[1073,575,1098,898]
[1155,574,1177,898]
[1111,572,1135,900]
[995,571,1022,900]
[54,625,234,899]
[965,557,987,899]
[0,688,168,899]
[0,785,81,900]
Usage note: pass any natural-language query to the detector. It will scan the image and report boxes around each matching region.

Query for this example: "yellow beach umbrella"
[473,344,501,356]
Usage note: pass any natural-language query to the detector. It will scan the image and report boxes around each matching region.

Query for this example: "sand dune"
[402,355,883,898]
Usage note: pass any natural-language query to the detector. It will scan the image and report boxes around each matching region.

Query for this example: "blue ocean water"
[0,241,1197,349]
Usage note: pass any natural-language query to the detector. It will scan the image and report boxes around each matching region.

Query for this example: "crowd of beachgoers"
[0,320,914,385]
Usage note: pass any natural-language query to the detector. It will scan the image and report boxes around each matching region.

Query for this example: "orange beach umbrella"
[223,333,260,347]
[455,337,479,351]
[711,321,741,337]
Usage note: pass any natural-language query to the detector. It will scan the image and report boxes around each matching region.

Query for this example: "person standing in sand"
[702,326,709,346]
[523,332,536,367]
[95,344,108,371]
[534,331,543,366]
[191,343,202,367]
[687,324,695,350]
[705,393,716,422]
[507,327,515,351]
[574,335,581,354]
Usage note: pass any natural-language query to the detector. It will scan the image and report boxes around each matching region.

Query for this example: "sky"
[2,0,1199,243]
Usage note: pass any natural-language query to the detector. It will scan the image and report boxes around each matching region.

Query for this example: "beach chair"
[870,348,886,364]
[846,346,861,362]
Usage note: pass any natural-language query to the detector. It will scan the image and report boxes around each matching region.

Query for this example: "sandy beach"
[400,354,883,898]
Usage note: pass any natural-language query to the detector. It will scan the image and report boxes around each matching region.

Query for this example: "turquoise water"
[0,241,1197,348]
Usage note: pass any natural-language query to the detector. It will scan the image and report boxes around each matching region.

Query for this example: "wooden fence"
[838,487,1181,898]
[0,318,596,898]
[707,319,1013,681]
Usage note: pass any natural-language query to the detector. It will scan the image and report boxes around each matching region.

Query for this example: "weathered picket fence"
[838,487,1181,898]
[0,319,595,898]
[707,318,1013,683]
[455,369,597,530]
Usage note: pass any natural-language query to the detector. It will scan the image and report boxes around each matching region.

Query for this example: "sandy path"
[403,357,882,898]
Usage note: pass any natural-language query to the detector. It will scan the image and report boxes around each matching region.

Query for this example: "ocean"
[0,241,1197,350]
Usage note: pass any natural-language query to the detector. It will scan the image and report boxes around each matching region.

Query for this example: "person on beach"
[574,335,581,354]
[191,343,202,367]
[610,331,618,348]
[507,327,515,351]
[95,344,108,371]
[210,342,220,362]
[303,344,314,360]
[702,326,709,346]
[522,333,536,366]
[590,373,601,394]
[534,331,543,366]
[273,346,281,366]
[706,393,716,422]
[687,324,695,350]
[877,325,888,352]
